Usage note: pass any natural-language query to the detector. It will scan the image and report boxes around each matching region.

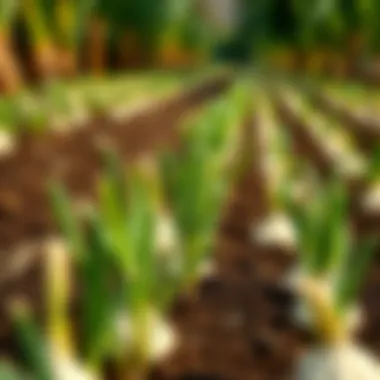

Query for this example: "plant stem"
[301,277,349,344]
[22,0,59,80]
[117,304,150,380]
[45,239,74,359]
[0,32,23,94]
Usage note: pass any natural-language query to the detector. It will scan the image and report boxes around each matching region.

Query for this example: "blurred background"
[3,1,380,379]
[3,0,380,94]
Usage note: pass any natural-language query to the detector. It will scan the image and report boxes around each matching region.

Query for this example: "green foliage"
[0,0,19,31]
[50,149,181,367]
[0,362,31,380]
[160,82,249,285]
[12,304,54,380]
[22,0,53,45]
[367,145,380,183]
[55,0,96,49]
[335,235,377,313]
[22,0,95,49]
[286,178,378,316]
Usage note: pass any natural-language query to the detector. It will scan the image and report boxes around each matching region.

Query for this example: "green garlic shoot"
[160,82,249,288]
[49,150,179,378]
[251,94,300,251]
[361,145,380,214]
[284,180,380,379]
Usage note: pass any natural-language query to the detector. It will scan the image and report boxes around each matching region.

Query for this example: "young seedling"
[9,235,98,380]
[284,87,367,181]
[284,179,380,379]
[9,147,183,379]
[50,150,179,379]
[160,81,249,288]
[251,95,307,252]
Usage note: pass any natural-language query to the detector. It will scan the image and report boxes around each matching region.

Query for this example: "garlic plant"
[251,95,299,251]
[52,151,181,378]
[286,88,367,180]
[311,85,380,215]
[12,150,184,379]
[160,81,250,287]
[251,87,321,252]
[321,83,380,121]
[318,83,380,130]
[0,74,182,134]
[284,180,380,380]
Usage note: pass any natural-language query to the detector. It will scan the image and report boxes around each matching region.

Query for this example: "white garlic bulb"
[252,213,296,250]
[155,212,180,263]
[295,344,380,380]
[0,131,15,156]
[52,355,97,380]
[115,310,176,362]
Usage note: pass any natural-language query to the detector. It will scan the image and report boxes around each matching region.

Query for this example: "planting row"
[0,69,231,154]
[269,82,380,379]
[3,75,380,379]
[0,78,252,379]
